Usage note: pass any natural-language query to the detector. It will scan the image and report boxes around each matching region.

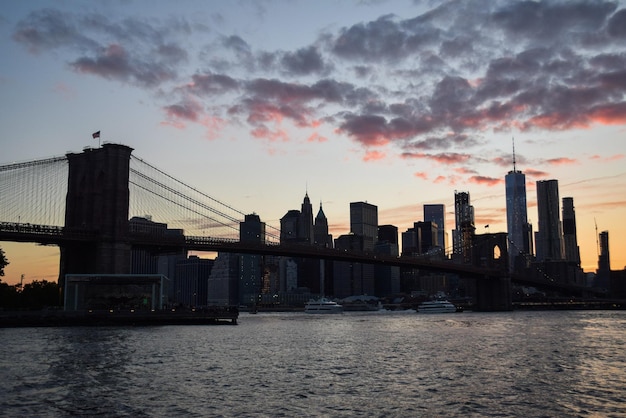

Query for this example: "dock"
[0,307,239,327]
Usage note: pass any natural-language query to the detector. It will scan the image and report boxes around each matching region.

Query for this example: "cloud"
[545,157,578,166]
[524,168,550,178]
[363,150,386,161]
[401,152,473,165]
[14,9,189,87]
[281,46,326,75]
[13,2,626,170]
[468,176,503,187]
[163,98,203,125]
[590,153,625,162]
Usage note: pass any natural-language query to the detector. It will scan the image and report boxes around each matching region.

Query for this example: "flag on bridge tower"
[92,131,100,139]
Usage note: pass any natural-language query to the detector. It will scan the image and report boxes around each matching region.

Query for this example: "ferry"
[417,300,459,314]
[304,298,344,314]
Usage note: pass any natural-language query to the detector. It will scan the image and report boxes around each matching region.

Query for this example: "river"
[1,310,625,417]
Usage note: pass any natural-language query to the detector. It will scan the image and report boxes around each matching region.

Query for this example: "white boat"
[417,300,458,313]
[304,298,343,314]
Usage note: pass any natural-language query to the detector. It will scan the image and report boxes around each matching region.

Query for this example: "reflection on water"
[1,310,625,417]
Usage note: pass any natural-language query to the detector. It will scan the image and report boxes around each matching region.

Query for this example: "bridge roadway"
[0,222,598,295]
[2,221,500,278]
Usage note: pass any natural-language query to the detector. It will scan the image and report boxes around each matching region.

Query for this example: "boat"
[417,300,459,313]
[339,295,383,311]
[304,298,343,314]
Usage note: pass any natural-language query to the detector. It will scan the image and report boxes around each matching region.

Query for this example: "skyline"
[1,0,625,285]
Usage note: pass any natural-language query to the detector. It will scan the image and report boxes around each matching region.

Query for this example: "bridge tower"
[472,232,512,311]
[59,144,134,280]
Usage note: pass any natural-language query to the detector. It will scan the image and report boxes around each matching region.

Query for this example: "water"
[1,310,625,417]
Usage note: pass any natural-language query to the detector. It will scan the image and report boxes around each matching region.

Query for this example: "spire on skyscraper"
[512,137,516,172]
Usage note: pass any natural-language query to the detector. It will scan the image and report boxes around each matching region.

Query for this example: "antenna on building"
[512,137,516,172]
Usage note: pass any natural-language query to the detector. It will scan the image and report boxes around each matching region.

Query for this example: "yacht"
[417,300,458,314]
[304,298,343,314]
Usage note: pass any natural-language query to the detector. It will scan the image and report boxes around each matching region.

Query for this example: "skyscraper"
[239,213,266,306]
[453,191,474,263]
[350,201,378,251]
[505,143,531,272]
[535,180,564,262]
[338,201,378,296]
[595,230,610,289]
[313,202,333,248]
[423,204,446,255]
[561,197,581,266]
[299,192,314,244]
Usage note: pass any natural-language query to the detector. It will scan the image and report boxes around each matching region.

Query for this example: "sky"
[1,0,625,286]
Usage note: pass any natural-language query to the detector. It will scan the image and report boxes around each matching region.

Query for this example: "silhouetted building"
[378,224,398,246]
[375,225,400,296]
[279,193,323,295]
[129,216,186,302]
[595,230,610,289]
[535,180,564,262]
[415,221,439,255]
[280,210,301,243]
[207,253,239,306]
[350,202,378,250]
[401,227,418,257]
[505,149,531,272]
[345,201,378,296]
[423,204,447,255]
[453,191,474,263]
[314,202,333,248]
[175,255,214,307]
[299,192,314,244]
[239,214,265,306]
[333,233,366,298]
[562,197,581,266]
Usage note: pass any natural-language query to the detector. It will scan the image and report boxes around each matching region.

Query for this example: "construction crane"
[594,218,600,257]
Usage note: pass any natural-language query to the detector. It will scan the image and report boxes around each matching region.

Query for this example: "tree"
[21,280,60,309]
[0,246,8,277]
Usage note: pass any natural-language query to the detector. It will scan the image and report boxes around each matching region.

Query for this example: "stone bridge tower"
[59,144,134,279]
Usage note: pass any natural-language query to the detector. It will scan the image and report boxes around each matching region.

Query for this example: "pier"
[0,306,239,327]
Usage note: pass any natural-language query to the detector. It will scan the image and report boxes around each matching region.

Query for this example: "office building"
[207,252,239,306]
[562,197,581,266]
[423,204,446,255]
[350,201,378,250]
[453,191,474,263]
[314,202,333,248]
[299,192,314,244]
[239,214,266,306]
[535,180,564,262]
[175,255,214,307]
[376,225,400,296]
[595,230,610,289]
[505,151,531,272]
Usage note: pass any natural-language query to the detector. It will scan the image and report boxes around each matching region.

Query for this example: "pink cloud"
[524,168,549,178]
[545,157,578,166]
[590,153,624,162]
[469,176,502,187]
[414,171,428,180]
[454,167,478,175]
[588,102,626,125]
[251,125,289,142]
[363,150,386,161]
[307,132,327,142]
[401,152,472,165]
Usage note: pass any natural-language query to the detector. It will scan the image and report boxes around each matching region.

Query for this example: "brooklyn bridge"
[0,143,596,311]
